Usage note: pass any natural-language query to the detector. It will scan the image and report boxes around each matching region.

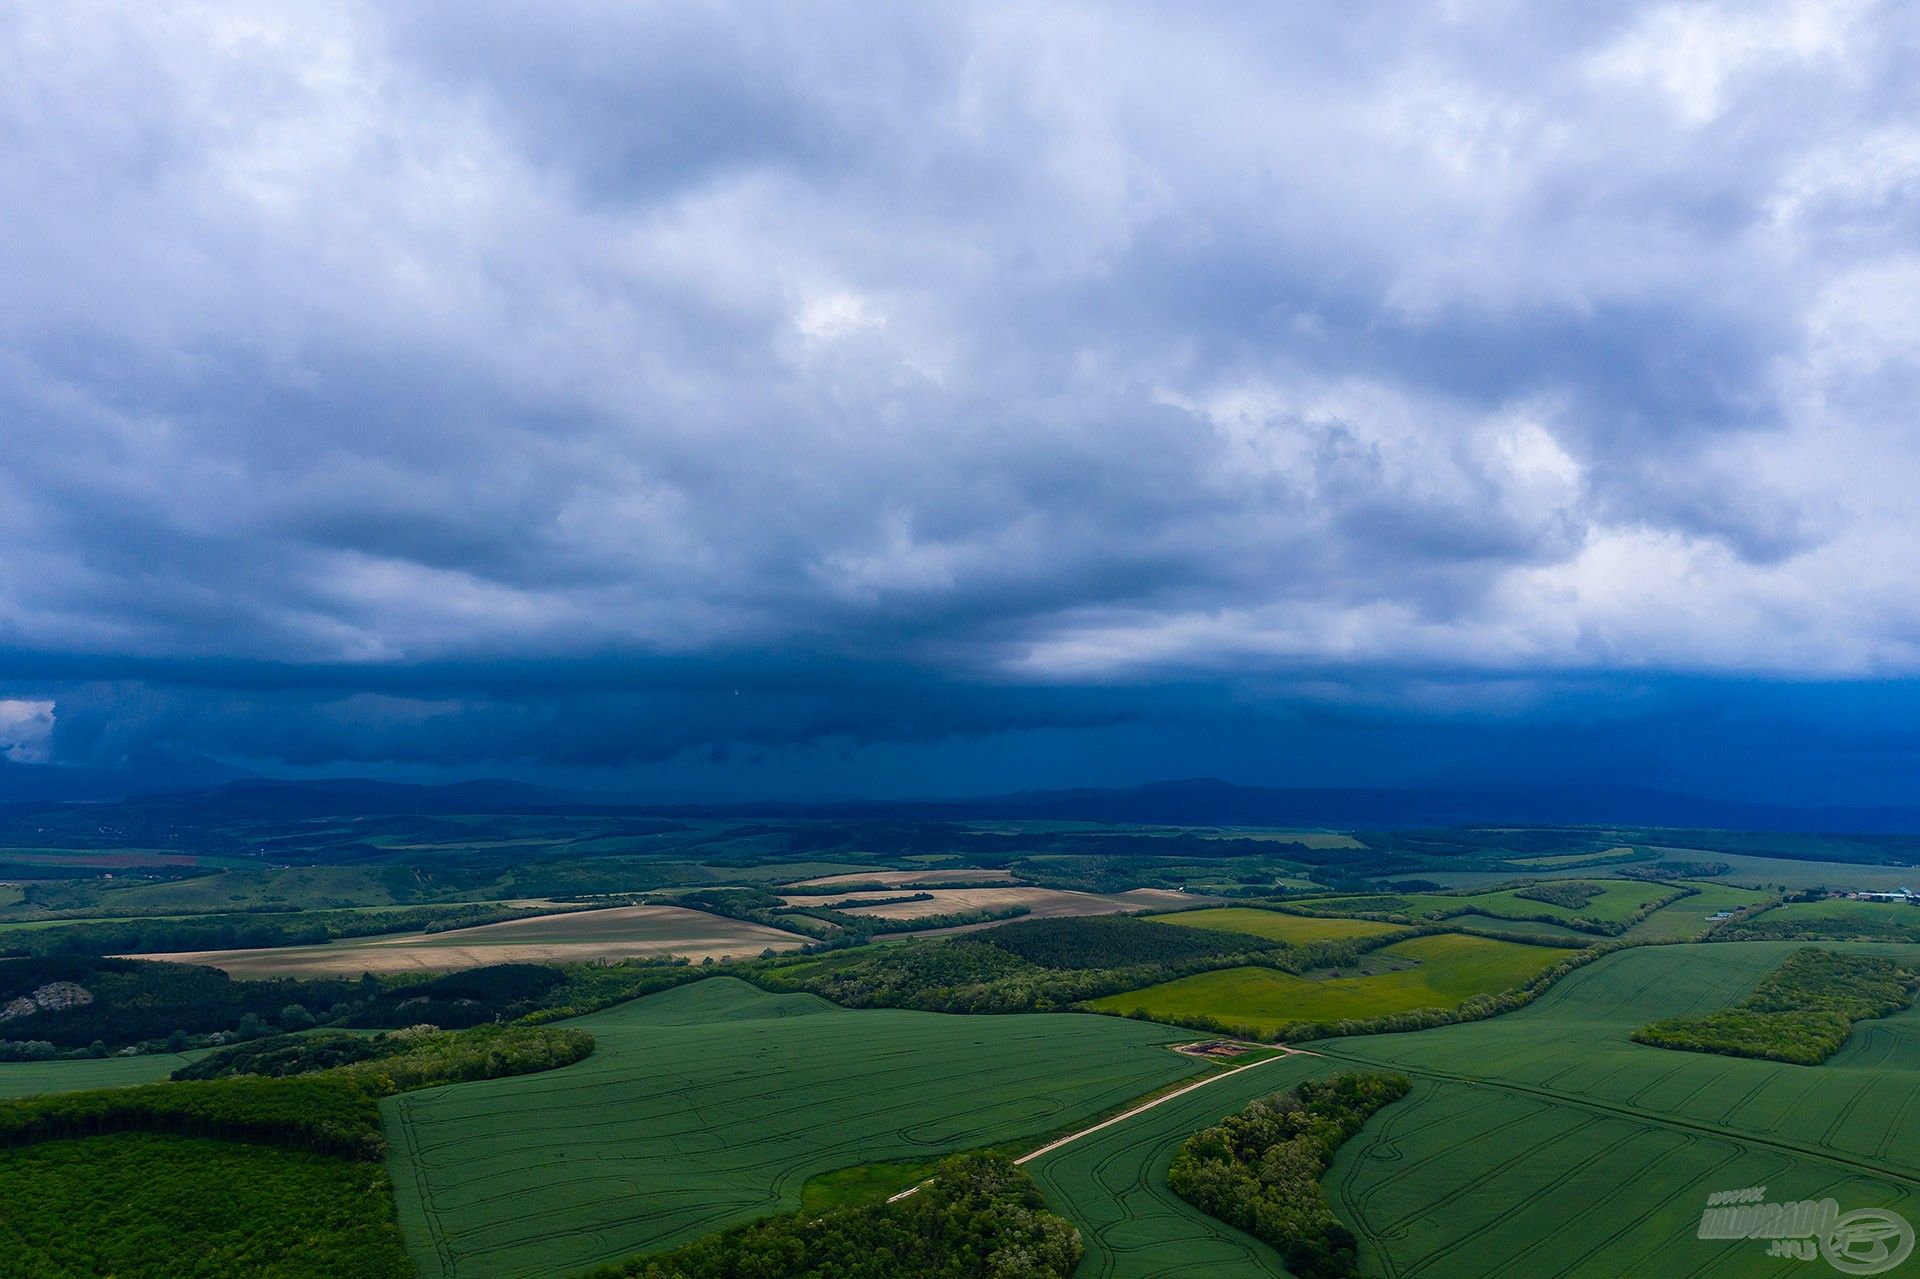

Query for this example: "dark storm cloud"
[2,1,1920,782]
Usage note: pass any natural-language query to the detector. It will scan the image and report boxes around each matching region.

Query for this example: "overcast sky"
[3,1,1919,802]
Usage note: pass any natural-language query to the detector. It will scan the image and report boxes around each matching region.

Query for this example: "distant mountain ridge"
[4,768,1920,834]
[654,777,1920,834]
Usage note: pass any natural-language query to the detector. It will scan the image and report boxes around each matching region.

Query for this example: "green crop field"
[1311,941,1920,1277]
[1507,847,1647,867]
[1302,879,1676,929]
[1727,897,1920,942]
[1440,912,1598,942]
[383,976,1204,1278]
[1025,1052,1337,1277]
[1624,881,1776,940]
[1086,934,1576,1034]
[0,1047,212,1099]
[1664,851,1920,893]
[1151,906,1409,944]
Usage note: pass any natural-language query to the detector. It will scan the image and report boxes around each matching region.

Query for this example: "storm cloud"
[3,2,1919,794]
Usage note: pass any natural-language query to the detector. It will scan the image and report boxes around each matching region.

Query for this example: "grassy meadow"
[383,976,1203,1278]
[1086,934,1577,1035]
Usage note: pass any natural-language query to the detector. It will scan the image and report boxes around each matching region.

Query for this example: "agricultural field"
[789,867,1019,888]
[1150,906,1409,944]
[801,886,1193,923]
[1314,941,1920,1277]
[132,905,807,978]
[1624,880,1776,940]
[1301,879,1679,930]
[1721,896,1920,943]
[1200,831,1364,849]
[1086,934,1577,1035]
[1665,850,1920,893]
[382,976,1204,1278]
[1438,913,1599,942]
[1025,1052,1332,1278]
[1506,846,1646,867]
[0,1046,212,1099]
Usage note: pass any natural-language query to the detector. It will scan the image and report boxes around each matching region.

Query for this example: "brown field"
[789,867,1019,888]
[791,885,1195,922]
[130,905,808,978]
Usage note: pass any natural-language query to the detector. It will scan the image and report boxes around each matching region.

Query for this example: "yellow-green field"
[1305,878,1677,927]
[1087,933,1577,1035]
[1150,906,1409,944]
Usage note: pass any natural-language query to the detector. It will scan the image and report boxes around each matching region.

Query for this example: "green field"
[0,1132,412,1277]
[382,976,1203,1278]
[1666,850,1920,892]
[1026,1053,1331,1277]
[1624,880,1776,940]
[1507,847,1646,867]
[1151,906,1409,944]
[1087,934,1576,1035]
[0,1047,212,1099]
[1301,879,1677,930]
[1440,912,1598,942]
[1314,942,1920,1277]
[1726,896,1920,942]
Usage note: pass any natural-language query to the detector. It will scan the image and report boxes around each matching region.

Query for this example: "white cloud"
[0,700,55,763]
[0,0,1916,695]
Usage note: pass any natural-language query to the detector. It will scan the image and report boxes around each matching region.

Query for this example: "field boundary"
[886,1045,1317,1202]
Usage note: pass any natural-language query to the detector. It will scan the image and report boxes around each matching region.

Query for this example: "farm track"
[1033,941,1920,1279]
[382,978,1206,1279]
[887,1046,1316,1203]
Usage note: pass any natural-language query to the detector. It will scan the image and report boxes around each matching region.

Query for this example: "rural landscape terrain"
[7,6,1920,1274]
[3,778,1918,1277]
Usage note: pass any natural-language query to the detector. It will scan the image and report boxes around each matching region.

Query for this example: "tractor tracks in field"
[1307,1045,1920,1192]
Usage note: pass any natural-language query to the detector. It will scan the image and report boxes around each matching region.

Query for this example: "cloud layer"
[2,2,1919,787]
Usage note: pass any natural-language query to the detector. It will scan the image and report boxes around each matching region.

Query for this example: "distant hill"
[651,777,1920,835]
[2,768,1920,834]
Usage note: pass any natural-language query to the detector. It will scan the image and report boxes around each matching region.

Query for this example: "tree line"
[593,1154,1081,1279]
[1633,947,1917,1065]
[1168,1071,1411,1279]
